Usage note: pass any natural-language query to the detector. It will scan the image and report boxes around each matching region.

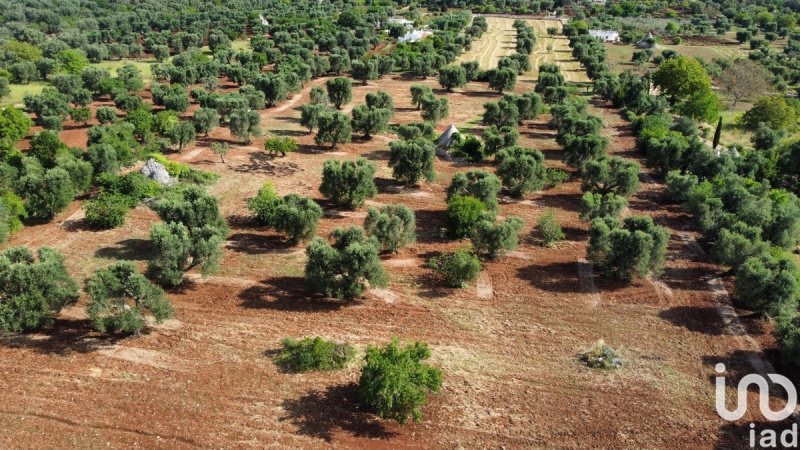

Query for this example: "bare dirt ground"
[0,18,779,450]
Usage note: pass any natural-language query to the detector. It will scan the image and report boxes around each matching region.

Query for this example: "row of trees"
[586,30,800,367]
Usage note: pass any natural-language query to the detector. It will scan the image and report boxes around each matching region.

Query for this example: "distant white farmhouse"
[259,14,269,26]
[398,29,433,43]
[589,29,620,43]
[386,17,413,27]
[591,0,608,5]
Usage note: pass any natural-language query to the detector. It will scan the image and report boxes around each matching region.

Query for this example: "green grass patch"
[2,81,48,106]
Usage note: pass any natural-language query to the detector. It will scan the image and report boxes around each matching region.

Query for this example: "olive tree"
[320,158,377,209]
[315,111,352,148]
[326,77,353,109]
[496,146,547,197]
[471,216,524,259]
[581,156,640,197]
[587,216,669,281]
[305,227,387,299]
[86,262,174,335]
[0,246,79,333]
[446,170,501,211]
[389,138,436,186]
[364,204,416,253]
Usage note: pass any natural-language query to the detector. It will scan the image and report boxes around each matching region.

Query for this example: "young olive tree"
[320,158,377,209]
[364,204,416,253]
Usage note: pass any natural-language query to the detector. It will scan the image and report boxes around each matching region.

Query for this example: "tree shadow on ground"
[227,232,294,255]
[414,210,447,244]
[538,192,581,213]
[658,306,728,336]
[280,383,396,443]
[232,152,301,176]
[460,90,500,99]
[517,261,583,293]
[238,276,348,312]
[0,318,124,356]
[94,238,151,261]
[272,128,308,137]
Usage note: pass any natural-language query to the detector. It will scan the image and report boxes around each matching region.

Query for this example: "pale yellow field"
[458,16,590,84]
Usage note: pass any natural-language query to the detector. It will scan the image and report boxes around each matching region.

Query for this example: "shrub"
[742,95,797,130]
[87,143,121,175]
[247,182,280,225]
[579,340,622,370]
[275,337,356,372]
[320,158,377,209]
[0,192,26,242]
[446,170,501,211]
[496,146,547,197]
[587,216,670,281]
[364,204,416,253]
[428,248,481,288]
[0,246,79,333]
[389,138,436,186]
[358,339,443,424]
[665,170,698,203]
[86,262,173,334]
[84,193,130,229]
[451,135,485,162]
[542,170,569,190]
[471,216,524,259]
[264,136,297,156]
[538,209,565,246]
[446,195,488,239]
[579,192,627,221]
[305,227,387,299]
[711,223,769,269]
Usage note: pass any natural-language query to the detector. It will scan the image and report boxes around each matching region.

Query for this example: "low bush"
[84,192,130,229]
[446,195,488,239]
[428,248,481,288]
[320,158,377,209]
[579,339,622,370]
[538,209,565,246]
[275,336,356,372]
[471,216,524,259]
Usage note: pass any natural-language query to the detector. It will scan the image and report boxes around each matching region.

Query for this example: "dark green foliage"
[711,223,770,269]
[446,195,487,239]
[438,64,467,91]
[229,107,261,144]
[193,108,220,136]
[85,193,130,229]
[396,122,435,141]
[419,94,449,124]
[752,122,783,150]
[389,138,436,186]
[0,192,26,243]
[320,158,377,209]
[538,209,564,246]
[410,84,432,109]
[148,186,228,286]
[712,116,722,149]
[482,98,519,129]
[248,183,323,244]
[326,77,353,109]
[451,135,485,162]
[87,143,121,175]
[18,166,75,219]
[358,339,443,424]
[665,170,698,203]
[482,125,518,155]
[0,246,79,333]
[471,216,524,259]
[734,251,799,315]
[562,133,609,169]
[580,192,627,221]
[275,337,356,372]
[96,106,117,124]
[496,146,547,197]
[487,67,517,93]
[86,262,173,335]
[299,103,327,132]
[428,248,481,288]
[315,111,352,148]
[581,156,640,197]
[446,170,501,211]
[351,104,391,139]
[29,131,68,168]
[587,216,670,281]
[305,227,387,299]
[169,120,196,150]
[364,204,416,253]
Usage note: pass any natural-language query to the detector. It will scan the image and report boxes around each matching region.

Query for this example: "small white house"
[591,0,608,5]
[398,29,433,43]
[259,14,269,26]
[589,29,620,43]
